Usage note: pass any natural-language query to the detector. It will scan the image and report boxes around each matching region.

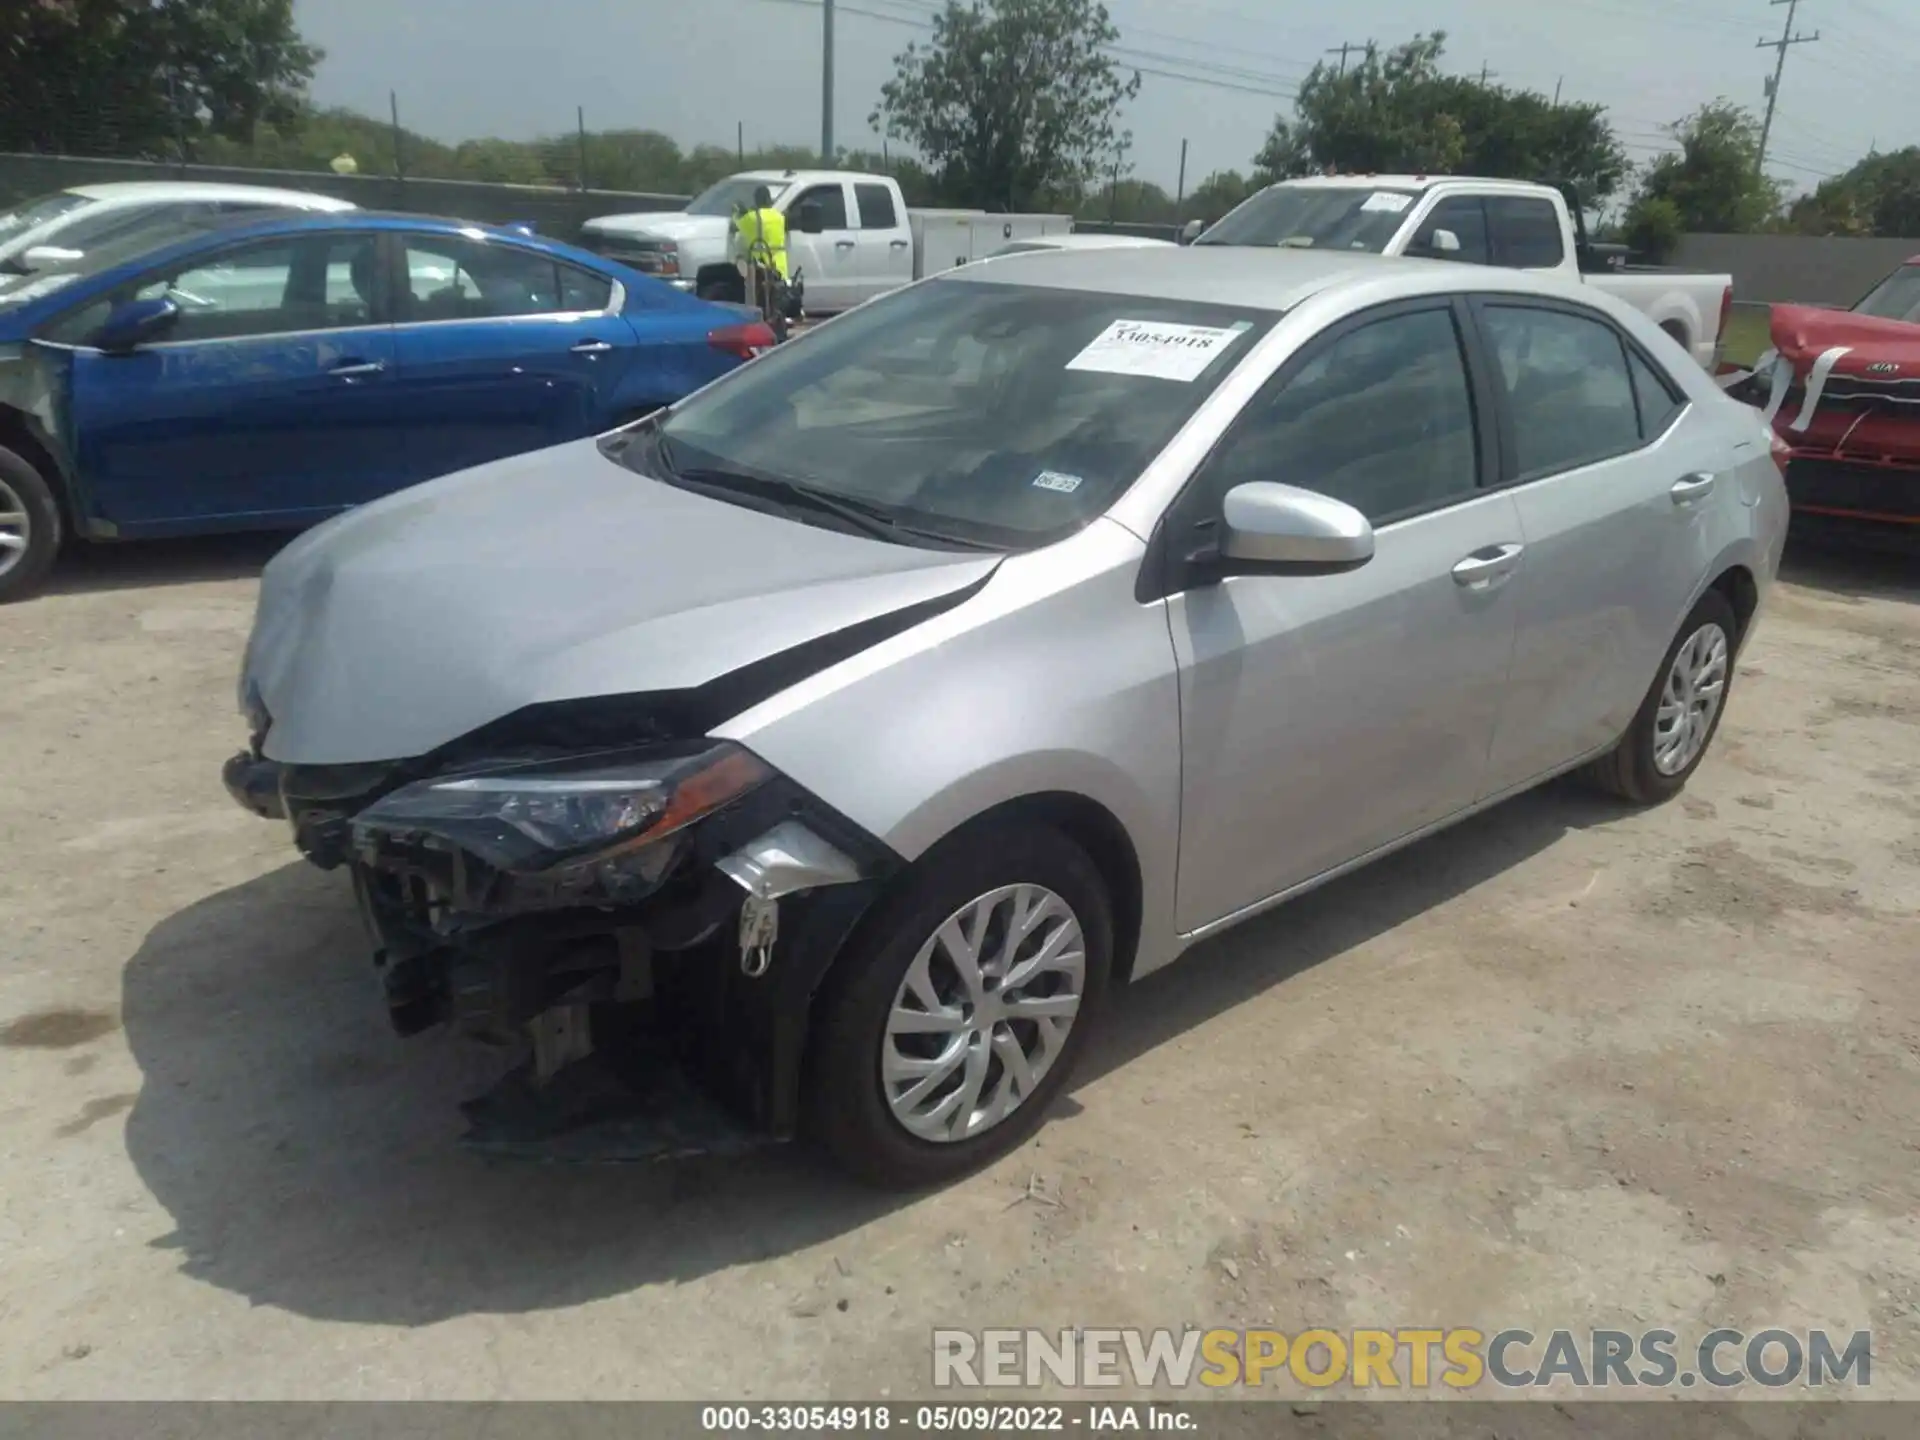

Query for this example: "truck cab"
[581,170,913,315]
[1195,175,1733,370]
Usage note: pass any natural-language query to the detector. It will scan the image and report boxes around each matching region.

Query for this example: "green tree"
[1631,100,1781,233]
[1253,32,1628,203]
[1621,194,1685,262]
[1184,168,1258,223]
[1783,146,1920,236]
[1,0,319,158]
[870,0,1141,210]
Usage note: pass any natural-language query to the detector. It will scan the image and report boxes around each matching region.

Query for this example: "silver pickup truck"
[1193,175,1734,371]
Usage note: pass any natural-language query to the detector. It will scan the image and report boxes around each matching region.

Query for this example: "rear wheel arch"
[1660,318,1691,351]
[1709,563,1760,644]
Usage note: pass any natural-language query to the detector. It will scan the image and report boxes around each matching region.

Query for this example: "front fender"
[715,519,1189,978]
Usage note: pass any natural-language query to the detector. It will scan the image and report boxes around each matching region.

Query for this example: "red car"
[1734,259,1920,544]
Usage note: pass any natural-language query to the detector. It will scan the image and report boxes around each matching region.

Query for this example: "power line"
[1756,0,1820,178]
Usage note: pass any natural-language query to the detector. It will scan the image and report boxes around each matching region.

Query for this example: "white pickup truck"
[1192,175,1734,371]
[580,169,1072,315]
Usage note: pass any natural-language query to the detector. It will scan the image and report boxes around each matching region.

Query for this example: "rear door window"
[1485,197,1566,269]
[402,235,562,320]
[855,183,899,230]
[1629,347,1686,439]
[1479,303,1641,477]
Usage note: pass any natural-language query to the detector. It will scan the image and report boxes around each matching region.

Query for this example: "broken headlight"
[350,741,771,876]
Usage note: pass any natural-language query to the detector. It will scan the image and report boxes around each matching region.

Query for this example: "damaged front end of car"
[224,701,899,1162]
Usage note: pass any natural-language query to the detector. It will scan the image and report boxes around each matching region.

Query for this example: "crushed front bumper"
[221,746,897,1158]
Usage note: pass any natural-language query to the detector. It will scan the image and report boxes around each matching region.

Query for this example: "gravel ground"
[1,534,1916,1403]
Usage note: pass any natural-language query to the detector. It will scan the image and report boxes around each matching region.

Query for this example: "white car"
[0,182,354,274]
[987,233,1176,258]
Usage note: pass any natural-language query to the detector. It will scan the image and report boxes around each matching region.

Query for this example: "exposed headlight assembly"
[351,741,771,877]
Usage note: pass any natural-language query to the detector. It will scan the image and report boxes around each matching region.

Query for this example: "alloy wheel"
[1652,621,1729,776]
[0,475,28,580]
[881,883,1087,1143]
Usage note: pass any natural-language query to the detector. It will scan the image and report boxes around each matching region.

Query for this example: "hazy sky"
[294,0,1911,198]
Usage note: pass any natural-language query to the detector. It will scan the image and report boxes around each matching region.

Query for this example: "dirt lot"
[1,535,1917,1402]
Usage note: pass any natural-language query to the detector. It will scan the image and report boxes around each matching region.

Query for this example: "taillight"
[708,322,777,360]
[1719,283,1734,339]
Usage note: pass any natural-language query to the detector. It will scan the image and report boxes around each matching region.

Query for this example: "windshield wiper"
[652,437,996,551]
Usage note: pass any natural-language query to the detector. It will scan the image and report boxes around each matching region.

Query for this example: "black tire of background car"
[0,443,62,605]
[805,822,1114,1190]
[1579,588,1739,805]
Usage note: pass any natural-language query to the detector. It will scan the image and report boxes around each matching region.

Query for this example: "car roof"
[67,181,355,209]
[936,243,1594,313]
[1267,174,1556,197]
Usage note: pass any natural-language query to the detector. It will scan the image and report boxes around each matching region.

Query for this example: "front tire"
[806,823,1113,1189]
[0,444,61,604]
[1581,589,1737,804]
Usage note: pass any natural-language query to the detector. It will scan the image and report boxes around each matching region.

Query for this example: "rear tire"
[1580,589,1738,804]
[806,823,1113,1189]
[0,444,62,604]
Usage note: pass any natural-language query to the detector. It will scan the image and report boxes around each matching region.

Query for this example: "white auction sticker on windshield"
[1032,470,1085,493]
[1360,191,1412,213]
[1066,319,1249,383]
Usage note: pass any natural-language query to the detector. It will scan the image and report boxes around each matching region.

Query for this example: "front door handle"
[328,360,385,379]
[570,339,614,355]
[835,239,857,250]
[1670,472,1717,505]
[1452,542,1525,590]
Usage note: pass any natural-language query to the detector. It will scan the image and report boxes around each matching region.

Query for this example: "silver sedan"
[227,245,1790,1187]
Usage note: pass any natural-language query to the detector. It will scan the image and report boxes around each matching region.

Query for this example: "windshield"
[644,278,1274,548]
[1854,264,1920,323]
[0,190,89,240]
[687,178,790,216]
[1,211,242,292]
[1197,185,1418,251]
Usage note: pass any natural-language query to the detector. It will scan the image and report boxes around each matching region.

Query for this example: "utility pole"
[1553,76,1564,106]
[1325,40,1365,76]
[821,0,836,165]
[1175,138,1188,217]
[1757,0,1820,177]
[1479,62,1498,85]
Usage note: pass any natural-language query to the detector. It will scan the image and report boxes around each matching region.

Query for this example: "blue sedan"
[0,211,773,600]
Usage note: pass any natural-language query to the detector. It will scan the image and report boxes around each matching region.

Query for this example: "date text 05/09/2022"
[698,1404,1195,1433]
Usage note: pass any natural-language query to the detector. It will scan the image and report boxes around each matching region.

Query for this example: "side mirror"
[1421,228,1462,256]
[21,245,83,271]
[1179,218,1206,245]
[792,201,825,235]
[95,296,181,353]
[1218,482,1374,572]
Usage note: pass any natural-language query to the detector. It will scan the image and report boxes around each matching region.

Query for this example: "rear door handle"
[889,239,910,249]
[1671,472,1717,505]
[328,360,385,379]
[1452,542,1525,590]
[570,339,615,355]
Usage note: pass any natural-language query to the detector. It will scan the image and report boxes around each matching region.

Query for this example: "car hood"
[1769,303,1920,377]
[582,212,730,245]
[246,438,1000,766]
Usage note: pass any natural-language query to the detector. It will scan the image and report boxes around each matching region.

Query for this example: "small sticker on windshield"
[1360,192,1412,214]
[1033,470,1084,494]
[1066,319,1250,383]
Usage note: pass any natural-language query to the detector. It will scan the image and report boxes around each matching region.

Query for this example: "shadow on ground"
[120,780,1625,1324]
[1781,532,1919,603]
[46,532,291,597]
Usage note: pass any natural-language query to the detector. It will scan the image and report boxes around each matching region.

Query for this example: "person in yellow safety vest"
[733,186,790,282]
